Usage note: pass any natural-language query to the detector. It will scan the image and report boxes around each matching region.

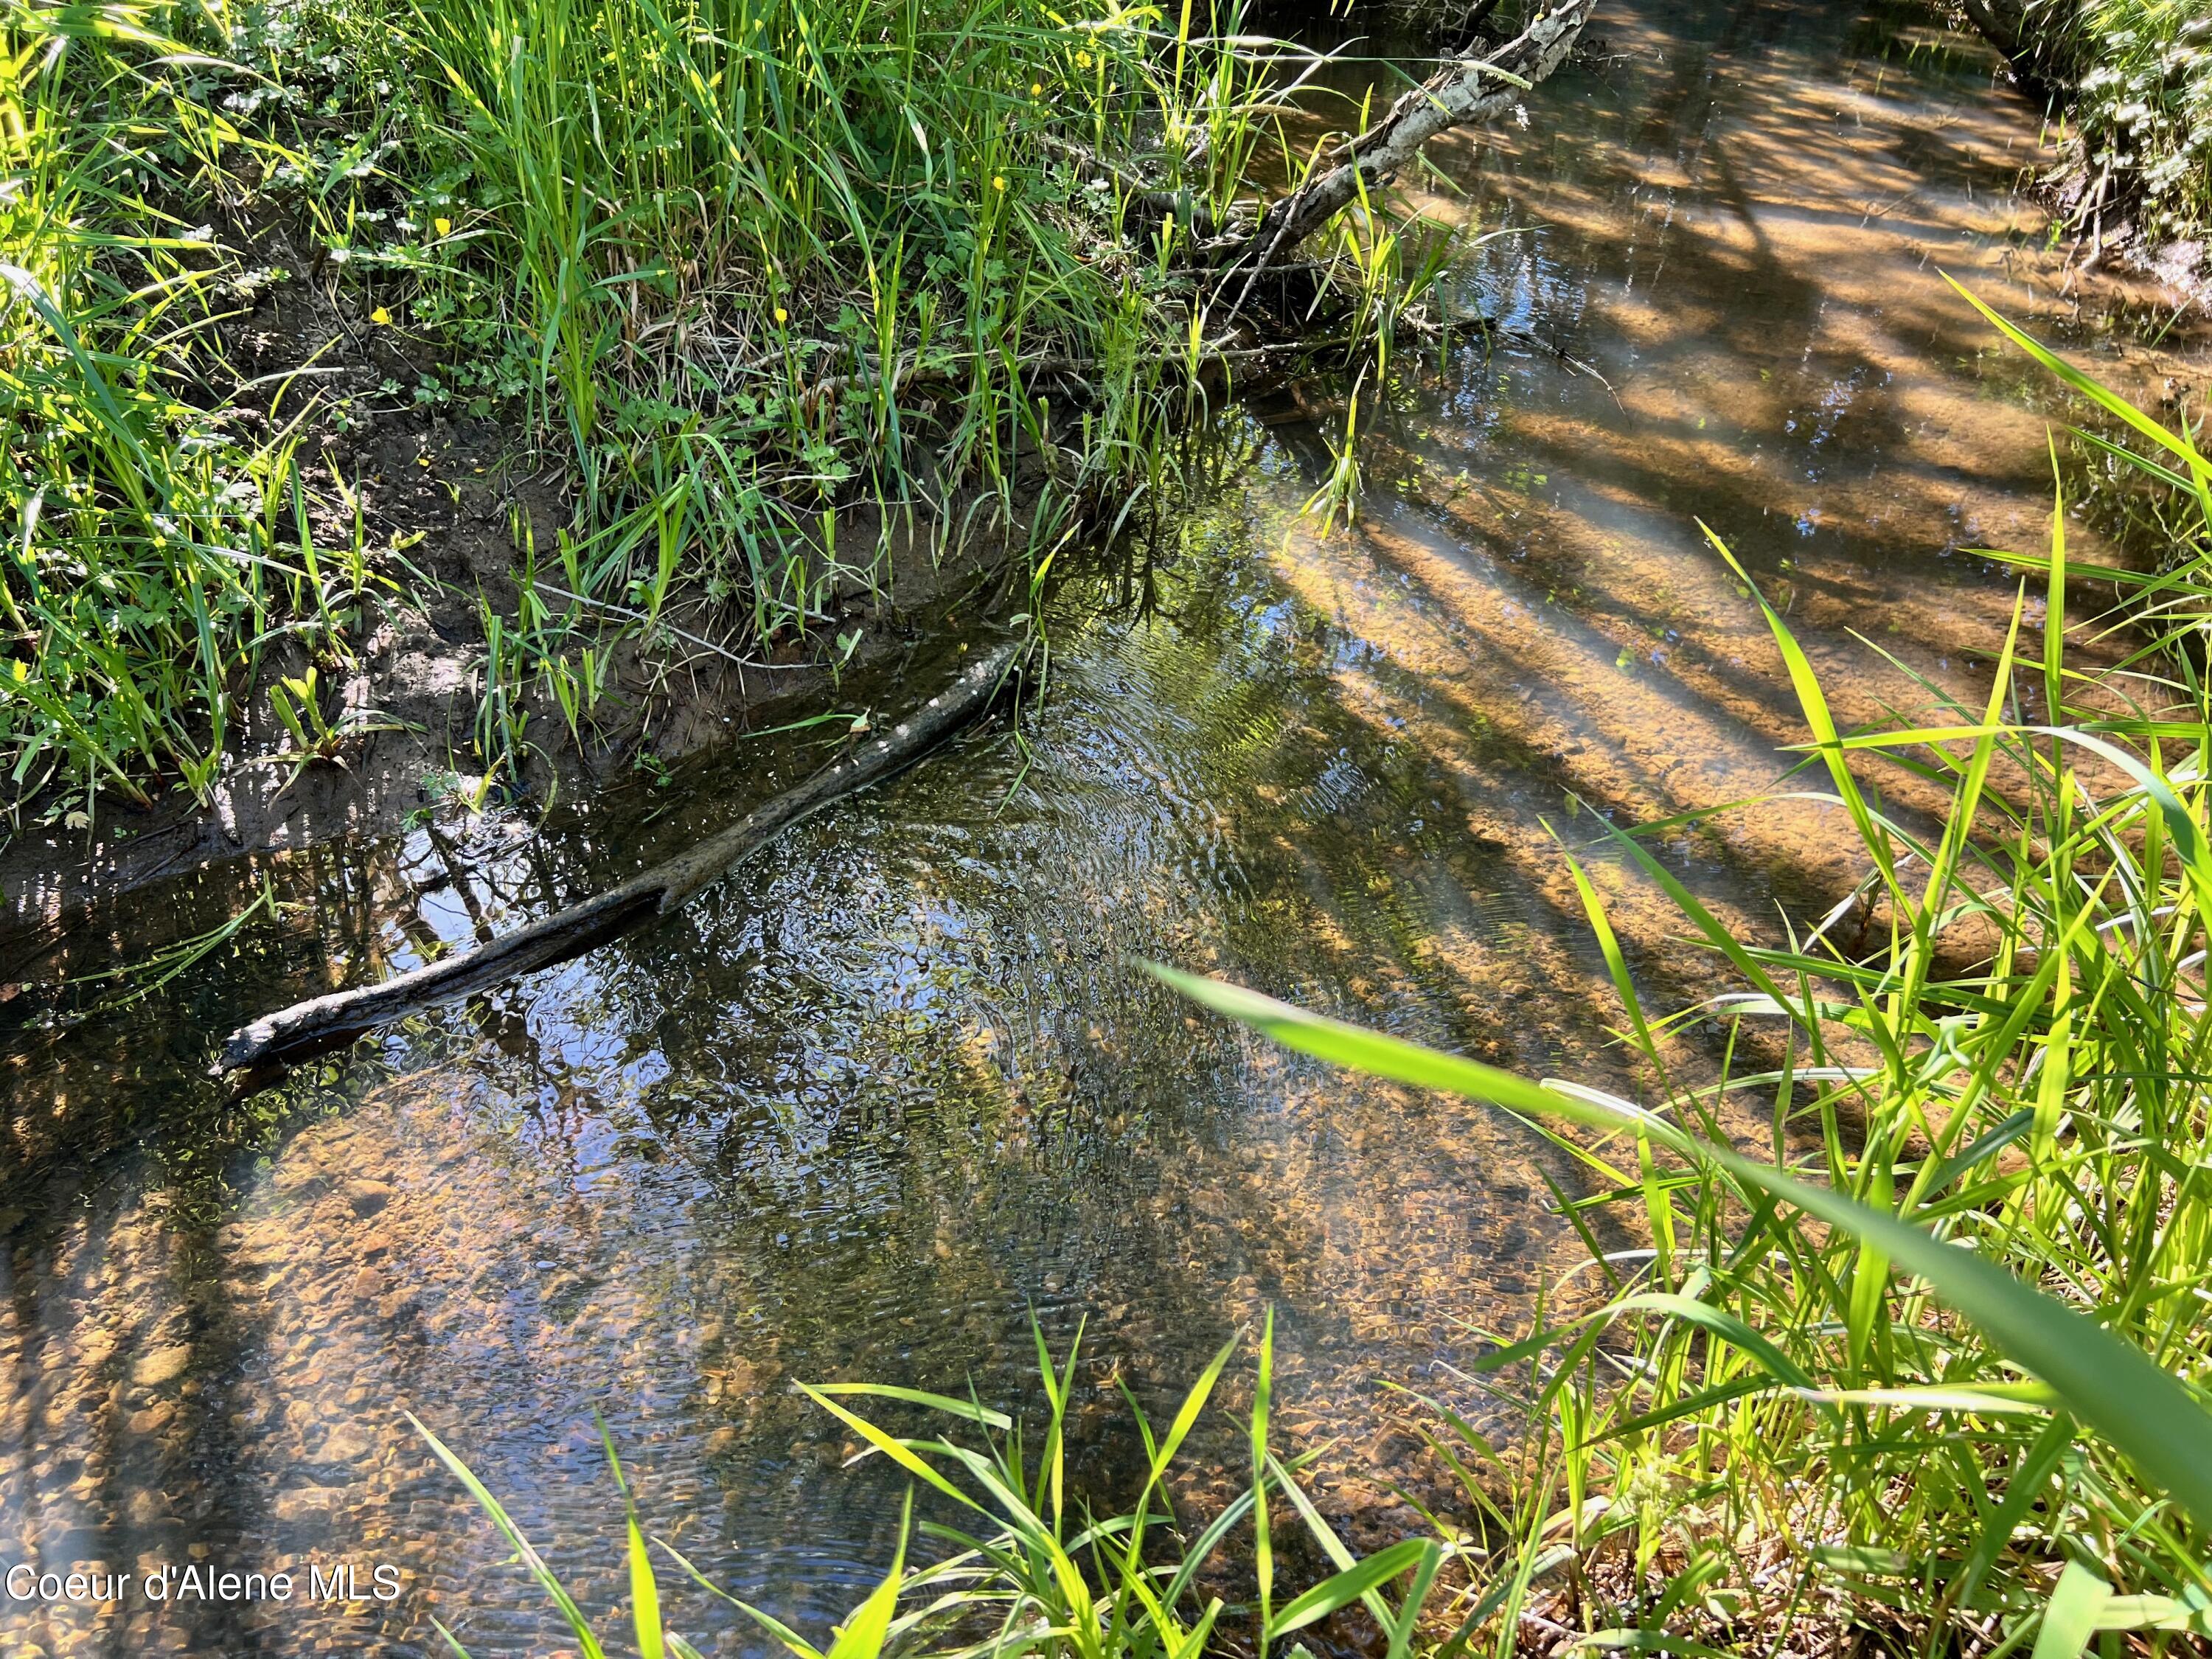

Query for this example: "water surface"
[1,1,2190,1652]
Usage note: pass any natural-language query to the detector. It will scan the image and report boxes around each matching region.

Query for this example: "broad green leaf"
[628,1514,665,1659]
[597,1416,666,1659]
[1702,522,1900,897]
[1945,274,2212,520]
[656,1535,826,1659]
[1267,1450,1401,1630]
[1253,1306,1276,1659]
[1144,964,1690,1155]
[2095,1593,2212,1634]
[796,1384,984,1513]
[1809,1544,1913,1577]
[2033,1562,2113,1659]
[1789,1382,2058,1415]
[1614,1292,1816,1391]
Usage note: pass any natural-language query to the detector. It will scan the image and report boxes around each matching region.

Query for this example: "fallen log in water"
[216,639,1030,1079]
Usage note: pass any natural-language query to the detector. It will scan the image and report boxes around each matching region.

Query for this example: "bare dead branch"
[215,640,1030,1080]
[1223,0,1596,291]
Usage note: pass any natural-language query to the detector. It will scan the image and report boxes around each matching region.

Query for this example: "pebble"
[343,1180,394,1217]
[271,1484,345,1524]
[129,1346,193,1388]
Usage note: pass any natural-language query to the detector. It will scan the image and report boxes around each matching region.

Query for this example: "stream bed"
[0,0,2191,1652]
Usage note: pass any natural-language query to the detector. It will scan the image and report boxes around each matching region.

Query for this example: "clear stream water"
[0,1,2194,1652]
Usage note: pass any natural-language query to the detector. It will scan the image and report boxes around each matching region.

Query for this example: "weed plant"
[1992,0,2212,255]
[1164,297,2212,1655]
[420,1316,1451,1659]
[2060,0,2212,247]
[0,7,366,824]
[3,0,1432,827]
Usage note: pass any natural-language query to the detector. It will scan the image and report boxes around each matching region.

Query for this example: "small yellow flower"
[1031,81,1042,95]
[433,216,452,237]
[773,305,788,324]
[992,174,1006,192]
[369,305,392,325]
[1075,49,1091,67]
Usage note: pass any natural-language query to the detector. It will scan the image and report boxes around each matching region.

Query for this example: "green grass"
[2,0,1431,827]
[1164,302,2212,1655]
[1,7,369,821]
[2062,0,2212,249]
[1990,0,2212,255]
[418,1315,1453,1659]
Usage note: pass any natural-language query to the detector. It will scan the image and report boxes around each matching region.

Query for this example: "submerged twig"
[215,640,1032,1080]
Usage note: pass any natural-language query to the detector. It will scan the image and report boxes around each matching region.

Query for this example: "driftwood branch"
[216,640,1031,1079]
[1227,0,1596,285]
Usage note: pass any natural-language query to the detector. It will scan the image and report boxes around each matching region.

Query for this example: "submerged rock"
[344,1180,394,1217]
[130,1345,193,1389]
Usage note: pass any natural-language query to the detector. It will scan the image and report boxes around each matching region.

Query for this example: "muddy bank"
[4,198,1099,928]
[0,543,1014,933]
[1,374,1048,939]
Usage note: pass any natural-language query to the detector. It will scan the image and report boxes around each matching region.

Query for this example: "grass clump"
[2054,0,2212,251]
[1166,298,2212,1655]
[1969,0,2212,260]
[3,0,1427,827]
[342,0,1265,591]
[1,8,365,819]
[418,1315,1453,1659]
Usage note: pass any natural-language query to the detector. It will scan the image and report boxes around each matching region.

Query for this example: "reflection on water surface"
[1,0,2194,1652]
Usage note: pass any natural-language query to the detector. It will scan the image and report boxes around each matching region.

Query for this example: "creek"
[0,1,2188,1652]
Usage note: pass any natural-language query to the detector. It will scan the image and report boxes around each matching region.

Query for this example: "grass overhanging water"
[416,1315,1458,1659]
[24,0,2212,1649]
[1159,307,2212,1652]
[417,304,2212,1657]
[1,0,1451,831]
